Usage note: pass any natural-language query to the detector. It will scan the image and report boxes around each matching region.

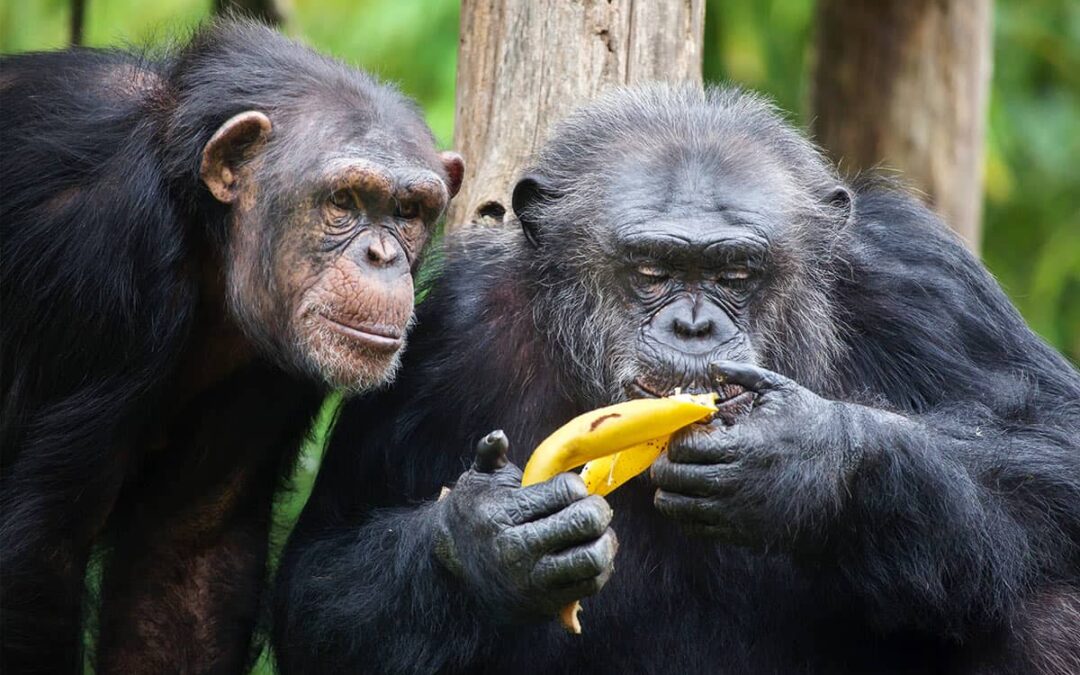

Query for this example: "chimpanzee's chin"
[292,327,403,394]
[322,351,402,395]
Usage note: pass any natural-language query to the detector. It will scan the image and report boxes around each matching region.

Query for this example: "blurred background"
[1,2,1076,671]
[2,0,1077,363]
[1,0,1076,362]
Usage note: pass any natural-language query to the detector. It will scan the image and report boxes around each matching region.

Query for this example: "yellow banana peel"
[520,392,717,633]
[521,393,717,487]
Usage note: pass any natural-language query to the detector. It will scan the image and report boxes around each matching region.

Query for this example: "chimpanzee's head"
[176,22,463,392]
[512,84,851,419]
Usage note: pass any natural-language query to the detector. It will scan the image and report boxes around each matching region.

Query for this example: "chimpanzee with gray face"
[275,85,1080,674]
[0,20,462,674]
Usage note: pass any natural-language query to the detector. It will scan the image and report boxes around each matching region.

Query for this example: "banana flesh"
[579,438,668,497]
[520,392,717,633]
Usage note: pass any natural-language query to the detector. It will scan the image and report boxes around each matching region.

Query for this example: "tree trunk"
[214,0,285,26]
[70,0,85,46]
[811,0,992,251]
[449,0,705,230]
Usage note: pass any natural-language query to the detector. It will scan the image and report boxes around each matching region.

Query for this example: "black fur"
[273,87,1080,673]
[0,20,435,673]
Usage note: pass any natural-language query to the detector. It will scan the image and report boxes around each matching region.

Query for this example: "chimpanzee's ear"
[512,173,558,249]
[200,111,273,204]
[824,185,853,225]
[439,151,465,199]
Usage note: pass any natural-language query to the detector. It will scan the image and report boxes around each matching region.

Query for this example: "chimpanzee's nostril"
[366,237,400,267]
[673,315,714,339]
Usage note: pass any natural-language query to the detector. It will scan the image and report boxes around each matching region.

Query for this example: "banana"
[520,392,717,633]
[520,393,717,488]
[579,437,668,497]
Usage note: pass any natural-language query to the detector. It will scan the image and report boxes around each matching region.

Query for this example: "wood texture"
[70,0,85,46]
[812,0,992,250]
[449,0,705,230]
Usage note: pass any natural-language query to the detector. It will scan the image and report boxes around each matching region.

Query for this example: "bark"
[70,0,85,46]
[812,0,993,251]
[449,0,705,230]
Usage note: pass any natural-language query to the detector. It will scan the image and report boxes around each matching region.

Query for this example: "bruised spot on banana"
[521,393,719,633]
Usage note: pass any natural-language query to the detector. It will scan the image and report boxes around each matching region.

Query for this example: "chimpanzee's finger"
[653,489,725,526]
[665,425,746,464]
[650,454,740,497]
[531,529,618,588]
[508,495,612,553]
[473,429,510,473]
[505,472,588,524]
[709,360,793,393]
[550,575,613,605]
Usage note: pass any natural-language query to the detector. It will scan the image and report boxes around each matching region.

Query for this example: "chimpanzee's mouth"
[628,376,756,425]
[320,314,403,352]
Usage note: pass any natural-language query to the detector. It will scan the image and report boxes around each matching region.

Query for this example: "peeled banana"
[520,392,717,633]
[579,438,669,497]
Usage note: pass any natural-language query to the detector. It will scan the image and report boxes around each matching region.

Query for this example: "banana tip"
[560,601,583,634]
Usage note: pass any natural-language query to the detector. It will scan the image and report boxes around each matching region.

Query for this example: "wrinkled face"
[516,145,847,422]
[201,110,463,392]
[276,154,456,391]
[604,159,784,423]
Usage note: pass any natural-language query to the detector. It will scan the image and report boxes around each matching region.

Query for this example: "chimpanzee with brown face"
[0,20,462,674]
[275,85,1080,674]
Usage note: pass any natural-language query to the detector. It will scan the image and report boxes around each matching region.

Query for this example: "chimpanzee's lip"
[715,390,755,410]
[628,379,664,399]
[320,315,403,351]
[629,378,751,405]
[628,377,757,426]
[710,390,756,426]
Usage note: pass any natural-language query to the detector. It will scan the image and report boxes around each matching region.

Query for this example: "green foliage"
[701,0,1080,362]
[2,0,1071,356]
[981,1,1080,360]
[5,0,1068,357]
[289,0,460,144]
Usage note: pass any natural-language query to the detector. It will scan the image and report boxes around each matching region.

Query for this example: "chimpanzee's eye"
[396,201,420,220]
[329,189,355,211]
[718,267,751,283]
[635,264,667,280]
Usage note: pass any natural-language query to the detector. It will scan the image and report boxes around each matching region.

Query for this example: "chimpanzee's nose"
[672,313,714,339]
[365,234,400,268]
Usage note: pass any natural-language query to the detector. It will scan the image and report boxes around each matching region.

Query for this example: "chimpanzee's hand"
[433,431,618,621]
[651,361,863,549]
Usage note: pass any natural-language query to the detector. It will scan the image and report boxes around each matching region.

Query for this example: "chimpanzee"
[0,19,462,674]
[274,84,1080,674]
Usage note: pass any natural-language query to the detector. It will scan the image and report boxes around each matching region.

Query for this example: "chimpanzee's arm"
[96,368,321,674]
[271,387,499,675]
[653,189,1080,639]
[827,190,1080,633]
[832,401,1079,635]
[274,415,616,674]
[0,52,193,673]
[272,264,615,673]
[274,499,493,674]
